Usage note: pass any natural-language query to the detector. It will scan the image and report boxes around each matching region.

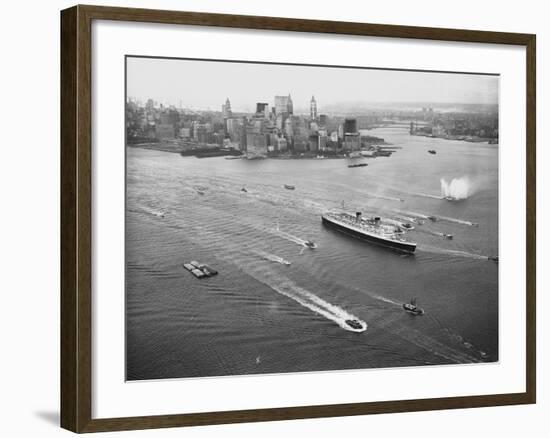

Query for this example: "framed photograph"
[60,5,536,433]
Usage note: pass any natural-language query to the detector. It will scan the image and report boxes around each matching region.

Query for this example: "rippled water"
[126,126,498,381]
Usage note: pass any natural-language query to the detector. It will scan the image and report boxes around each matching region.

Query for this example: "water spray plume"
[441,177,471,200]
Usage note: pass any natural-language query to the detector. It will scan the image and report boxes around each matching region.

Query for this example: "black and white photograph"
[125,56,499,381]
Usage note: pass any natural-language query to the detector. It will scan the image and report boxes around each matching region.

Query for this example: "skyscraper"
[222,97,232,118]
[310,95,317,121]
[344,118,357,134]
[255,102,269,118]
[274,94,293,116]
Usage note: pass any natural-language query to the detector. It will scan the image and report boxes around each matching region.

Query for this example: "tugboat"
[284,184,296,190]
[345,319,365,330]
[403,298,424,316]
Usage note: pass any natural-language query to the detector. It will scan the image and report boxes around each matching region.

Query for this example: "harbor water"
[126,125,498,380]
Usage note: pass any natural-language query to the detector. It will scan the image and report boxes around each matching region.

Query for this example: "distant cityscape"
[125,95,499,158]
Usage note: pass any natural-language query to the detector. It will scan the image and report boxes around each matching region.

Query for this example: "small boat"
[303,240,317,249]
[348,163,368,168]
[241,187,248,193]
[488,255,499,262]
[428,150,437,154]
[403,298,424,316]
[443,234,453,240]
[284,184,295,190]
[345,319,364,330]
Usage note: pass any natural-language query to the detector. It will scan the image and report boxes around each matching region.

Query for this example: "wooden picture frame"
[61,4,536,433]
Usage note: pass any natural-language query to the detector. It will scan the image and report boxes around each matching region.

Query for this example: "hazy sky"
[126,57,499,112]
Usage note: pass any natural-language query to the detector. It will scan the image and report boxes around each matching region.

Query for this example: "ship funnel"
[356,212,362,221]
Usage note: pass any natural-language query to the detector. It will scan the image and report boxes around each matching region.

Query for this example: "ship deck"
[322,213,417,252]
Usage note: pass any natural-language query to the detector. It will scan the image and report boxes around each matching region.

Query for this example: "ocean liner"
[322,211,417,253]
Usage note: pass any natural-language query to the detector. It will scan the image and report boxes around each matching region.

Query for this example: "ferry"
[322,211,417,253]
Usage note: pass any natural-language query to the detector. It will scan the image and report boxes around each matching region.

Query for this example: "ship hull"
[322,216,416,253]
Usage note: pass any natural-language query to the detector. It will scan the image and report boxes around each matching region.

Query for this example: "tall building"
[226,117,245,146]
[256,102,269,118]
[309,134,319,153]
[145,98,155,111]
[246,121,268,157]
[344,118,357,134]
[343,133,360,151]
[284,117,293,137]
[222,97,232,118]
[274,94,293,116]
[310,96,317,120]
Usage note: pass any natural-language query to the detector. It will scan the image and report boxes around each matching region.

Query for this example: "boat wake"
[427,314,491,361]
[389,209,477,227]
[413,228,453,239]
[370,294,403,307]
[420,245,488,260]
[366,295,482,364]
[360,192,403,202]
[408,192,443,200]
[390,209,435,222]
[243,268,367,333]
[435,215,478,227]
[253,250,291,266]
[129,206,166,218]
[366,297,482,363]
[274,228,317,249]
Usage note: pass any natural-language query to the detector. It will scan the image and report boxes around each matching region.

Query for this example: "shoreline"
[127,142,390,160]
[410,133,498,145]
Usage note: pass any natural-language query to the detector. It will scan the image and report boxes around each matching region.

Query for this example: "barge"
[183,261,218,278]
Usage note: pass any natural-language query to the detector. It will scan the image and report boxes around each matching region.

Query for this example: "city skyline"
[126,57,499,112]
